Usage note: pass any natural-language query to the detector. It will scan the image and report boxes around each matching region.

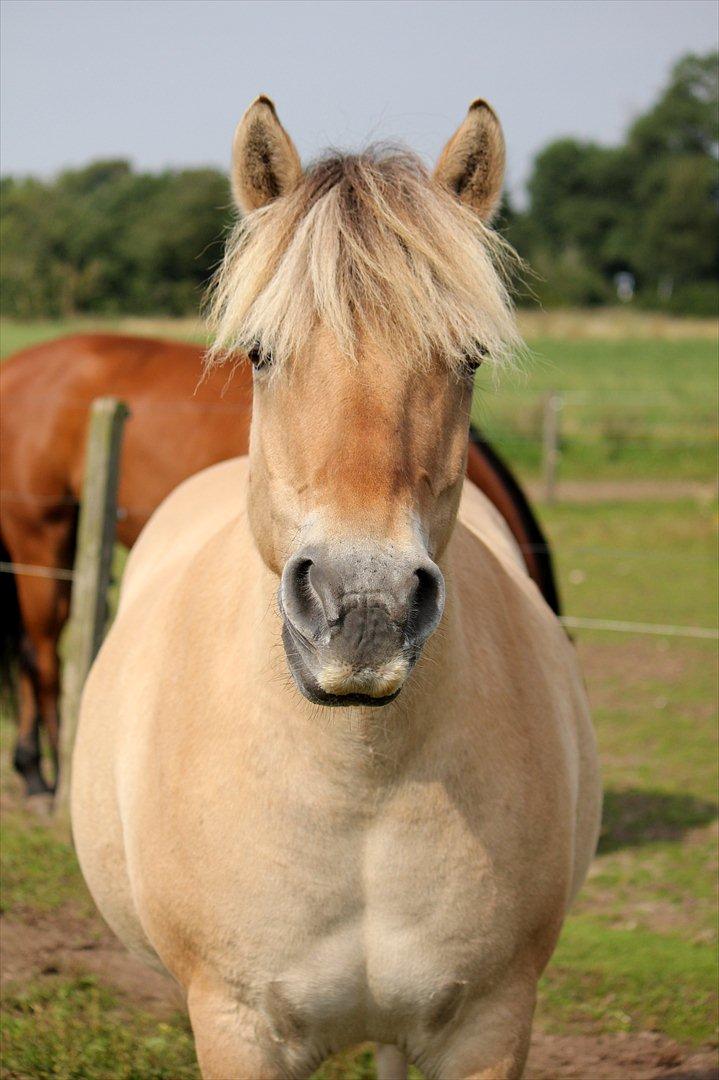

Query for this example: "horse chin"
[281,623,405,709]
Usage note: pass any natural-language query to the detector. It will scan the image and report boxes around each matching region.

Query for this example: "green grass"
[529,498,718,1044]
[540,499,718,628]
[541,919,717,1042]
[1,977,199,1080]
[0,809,92,917]
[473,337,718,481]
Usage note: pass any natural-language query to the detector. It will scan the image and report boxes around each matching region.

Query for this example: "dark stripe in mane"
[469,425,561,615]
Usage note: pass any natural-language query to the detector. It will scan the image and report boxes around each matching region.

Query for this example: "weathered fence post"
[542,391,563,503]
[55,397,129,828]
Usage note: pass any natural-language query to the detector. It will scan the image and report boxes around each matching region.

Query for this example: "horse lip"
[280,622,402,708]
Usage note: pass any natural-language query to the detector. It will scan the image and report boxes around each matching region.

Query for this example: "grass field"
[1,312,717,1077]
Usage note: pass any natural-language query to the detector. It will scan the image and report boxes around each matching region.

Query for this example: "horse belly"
[72,676,164,975]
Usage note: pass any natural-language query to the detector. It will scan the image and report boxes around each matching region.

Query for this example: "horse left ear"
[231,95,302,213]
[434,100,506,223]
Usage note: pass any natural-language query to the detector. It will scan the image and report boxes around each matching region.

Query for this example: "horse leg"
[187,980,285,1080]
[12,585,65,796]
[13,643,48,796]
[34,626,65,787]
[426,972,536,1080]
[11,525,73,794]
[376,1044,408,1079]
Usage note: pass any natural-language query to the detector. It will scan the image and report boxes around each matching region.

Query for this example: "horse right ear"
[434,100,506,223]
[231,96,302,213]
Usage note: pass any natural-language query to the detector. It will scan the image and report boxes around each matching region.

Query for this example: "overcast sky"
[1,0,716,199]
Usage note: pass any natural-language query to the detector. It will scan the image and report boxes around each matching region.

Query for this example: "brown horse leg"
[12,580,67,794]
[8,516,74,795]
[13,642,49,795]
[34,628,65,787]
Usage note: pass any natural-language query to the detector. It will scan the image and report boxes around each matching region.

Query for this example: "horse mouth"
[281,623,403,708]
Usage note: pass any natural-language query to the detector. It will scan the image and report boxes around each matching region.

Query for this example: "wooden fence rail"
[542,391,563,503]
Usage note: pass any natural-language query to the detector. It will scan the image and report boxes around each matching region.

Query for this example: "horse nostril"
[407,563,445,647]
[281,556,320,640]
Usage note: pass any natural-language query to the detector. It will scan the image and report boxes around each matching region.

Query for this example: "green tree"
[0,162,232,317]
[519,50,718,310]
[628,52,718,160]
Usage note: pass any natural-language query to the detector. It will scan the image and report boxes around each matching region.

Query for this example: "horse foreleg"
[13,643,49,796]
[376,1044,408,1079]
[35,632,63,786]
[13,563,71,795]
[426,971,536,1080]
[187,979,286,1080]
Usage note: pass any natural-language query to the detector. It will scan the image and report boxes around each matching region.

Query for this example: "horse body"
[73,458,599,1078]
[0,334,251,543]
[70,93,599,1076]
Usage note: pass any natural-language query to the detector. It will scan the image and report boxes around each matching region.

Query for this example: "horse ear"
[231,96,302,213]
[434,100,505,223]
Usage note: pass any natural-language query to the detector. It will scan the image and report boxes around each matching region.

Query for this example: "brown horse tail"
[469,426,562,616]
[0,532,22,710]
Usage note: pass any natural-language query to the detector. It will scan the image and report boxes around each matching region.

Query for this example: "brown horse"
[1,334,557,798]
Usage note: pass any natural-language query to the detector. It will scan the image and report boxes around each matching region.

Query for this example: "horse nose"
[280,548,445,653]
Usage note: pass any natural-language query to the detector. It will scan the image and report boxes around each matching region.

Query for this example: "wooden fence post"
[55,397,129,828]
[542,391,563,503]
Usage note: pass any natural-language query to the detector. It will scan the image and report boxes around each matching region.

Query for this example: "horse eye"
[463,348,486,376]
[247,343,272,370]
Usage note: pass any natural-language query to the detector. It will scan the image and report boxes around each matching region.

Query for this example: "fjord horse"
[72,98,600,1079]
[1,332,557,798]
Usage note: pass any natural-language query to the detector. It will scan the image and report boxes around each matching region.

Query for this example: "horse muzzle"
[278,543,445,707]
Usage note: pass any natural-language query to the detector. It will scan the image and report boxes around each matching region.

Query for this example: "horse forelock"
[206,147,523,375]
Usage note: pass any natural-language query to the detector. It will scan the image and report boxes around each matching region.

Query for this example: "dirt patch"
[577,637,716,727]
[527,1031,718,1079]
[516,309,718,342]
[525,480,717,503]
[578,637,692,692]
[0,909,183,1017]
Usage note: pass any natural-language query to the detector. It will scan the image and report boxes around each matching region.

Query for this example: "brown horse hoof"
[25,792,54,818]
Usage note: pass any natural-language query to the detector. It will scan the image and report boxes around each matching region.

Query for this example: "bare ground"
[2,905,717,1080]
[525,480,718,503]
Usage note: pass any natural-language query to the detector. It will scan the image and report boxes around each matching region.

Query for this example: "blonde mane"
[207,148,521,373]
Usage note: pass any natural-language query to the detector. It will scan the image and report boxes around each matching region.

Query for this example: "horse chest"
[222,787,503,1042]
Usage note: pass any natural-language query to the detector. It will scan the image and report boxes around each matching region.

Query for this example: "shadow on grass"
[599,787,718,854]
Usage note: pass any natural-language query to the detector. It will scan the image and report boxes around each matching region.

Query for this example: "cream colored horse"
[72,98,601,1080]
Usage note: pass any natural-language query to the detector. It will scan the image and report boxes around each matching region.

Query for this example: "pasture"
[1,312,717,1078]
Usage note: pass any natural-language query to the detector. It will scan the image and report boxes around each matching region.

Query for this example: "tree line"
[1,51,716,319]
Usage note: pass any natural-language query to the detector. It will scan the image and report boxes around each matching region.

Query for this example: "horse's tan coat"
[72,457,600,1079]
[73,97,600,1079]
